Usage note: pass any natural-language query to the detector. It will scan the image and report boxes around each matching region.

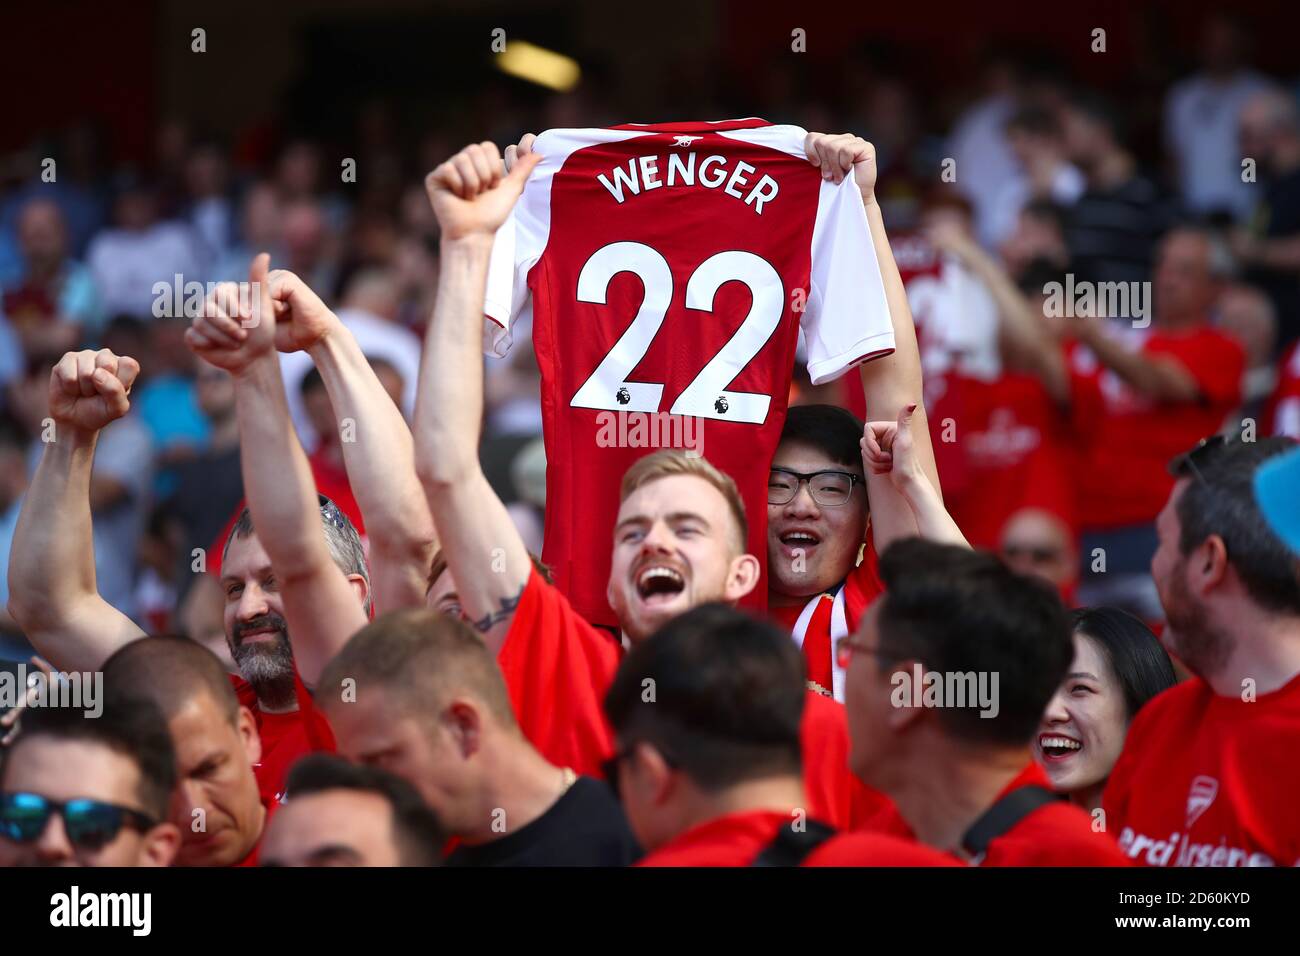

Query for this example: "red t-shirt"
[485,119,896,628]
[635,809,799,867]
[1103,671,1300,867]
[938,373,1081,549]
[498,569,873,830]
[230,668,335,807]
[802,831,960,867]
[1070,324,1244,530]
[862,764,1129,866]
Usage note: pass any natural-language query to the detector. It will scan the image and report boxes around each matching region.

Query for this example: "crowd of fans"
[0,12,1298,869]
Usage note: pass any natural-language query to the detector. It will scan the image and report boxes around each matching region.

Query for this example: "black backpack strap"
[960,785,1062,862]
[751,819,838,867]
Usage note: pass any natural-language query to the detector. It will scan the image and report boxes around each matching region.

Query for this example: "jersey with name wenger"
[1103,670,1300,867]
[485,119,895,628]
[497,567,882,831]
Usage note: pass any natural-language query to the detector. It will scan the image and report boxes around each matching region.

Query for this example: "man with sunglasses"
[1105,434,1300,867]
[0,697,180,867]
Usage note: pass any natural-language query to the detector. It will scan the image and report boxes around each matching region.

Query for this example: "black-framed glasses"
[768,467,862,507]
[0,792,157,850]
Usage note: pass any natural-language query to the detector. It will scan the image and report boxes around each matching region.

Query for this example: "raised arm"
[925,219,1071,405]
[414,142,541,652]
[804,132,938,553]
[185,255,368,685]
[1072,314,1200,403]
[862,405,970,548]
[6,350,146,671]
[267,270,437,612]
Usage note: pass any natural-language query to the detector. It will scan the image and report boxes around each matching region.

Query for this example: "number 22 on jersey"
[569,240,785,424]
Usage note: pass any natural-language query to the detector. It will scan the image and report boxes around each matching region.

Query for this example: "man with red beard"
[411,140,866,830]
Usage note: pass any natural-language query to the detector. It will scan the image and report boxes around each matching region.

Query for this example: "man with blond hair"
[405,140,878,831]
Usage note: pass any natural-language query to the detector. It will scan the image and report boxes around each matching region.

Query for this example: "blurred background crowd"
[2,0,1299,656]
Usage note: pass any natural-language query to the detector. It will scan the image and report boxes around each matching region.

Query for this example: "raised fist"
[185,253,277,374]
[805,132,877,203]
[424,141,541,242]
[861,403,922,490]
[265,268,337,354]
[47,349,141,435]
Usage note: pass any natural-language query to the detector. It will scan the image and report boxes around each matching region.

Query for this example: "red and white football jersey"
[485,119,895,627]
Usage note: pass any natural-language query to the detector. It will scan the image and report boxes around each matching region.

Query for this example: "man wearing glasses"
[0,697,180,867]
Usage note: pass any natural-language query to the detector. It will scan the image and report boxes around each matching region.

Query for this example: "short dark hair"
[1170,436,1300,616]
[779,404,865,473]
[103,636,241,726]
[876,539,1072,747]
[319,609,517,728]
[4,696,176,822]
[604,604,804,791]
[1070,607,1178,720]
[284,754,444,866]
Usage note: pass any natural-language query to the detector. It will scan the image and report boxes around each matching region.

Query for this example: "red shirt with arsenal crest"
[1104,670,1300,867]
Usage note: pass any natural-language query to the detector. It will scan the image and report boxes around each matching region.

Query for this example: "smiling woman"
[1034,608,1178,812]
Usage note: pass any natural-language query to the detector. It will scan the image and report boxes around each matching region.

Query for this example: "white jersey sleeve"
[718,123,895,385]
[803,166,895,384]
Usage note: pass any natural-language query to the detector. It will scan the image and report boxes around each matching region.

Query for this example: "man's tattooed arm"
[470,585,525,634]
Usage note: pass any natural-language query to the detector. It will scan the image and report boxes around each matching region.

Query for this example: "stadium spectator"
[1105,435,1300,867]
[210,182,283,283]
[1164,14,1270,222]
[999,507,1079,604]
[260,753,444,867]
[843,539,1129,864]
[605,603,950,867]
[985,106,1084,247]
[319,608,640,866]
[85,177,203,319]
[1061,92,1173,287]
[280,267,422,447]
[1233,86,1300,347]
[1215,283,1278,416]
[1035,607,1177,812]
[253,265,435,614]
[1070,227,1245,619]
[102,637,268,866]
[4,345,336,801]
[3,198,100,350]
[0,695,181,867]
